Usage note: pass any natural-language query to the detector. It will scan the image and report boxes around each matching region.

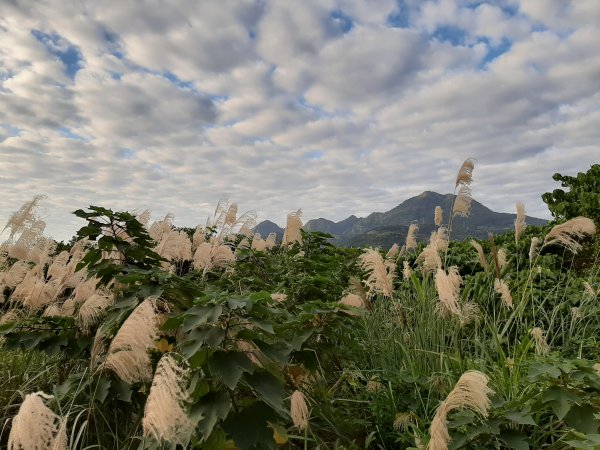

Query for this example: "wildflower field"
[1,162,599,450]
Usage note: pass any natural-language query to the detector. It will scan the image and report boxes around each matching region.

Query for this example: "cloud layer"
[1,0,599,240]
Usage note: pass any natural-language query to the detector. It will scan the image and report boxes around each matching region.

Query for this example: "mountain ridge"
[254,191,547,248]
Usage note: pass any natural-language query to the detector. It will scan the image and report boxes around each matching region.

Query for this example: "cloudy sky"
[1,0,598,241]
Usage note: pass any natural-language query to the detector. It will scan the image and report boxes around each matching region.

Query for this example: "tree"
[542,164,600,224]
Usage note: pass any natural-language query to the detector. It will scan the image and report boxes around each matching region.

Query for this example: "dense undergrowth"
[0,163,599,449]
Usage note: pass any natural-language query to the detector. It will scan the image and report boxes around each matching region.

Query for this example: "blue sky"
[1,0,599,240]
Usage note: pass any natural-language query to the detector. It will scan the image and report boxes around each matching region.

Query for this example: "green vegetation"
[0,164,599,449]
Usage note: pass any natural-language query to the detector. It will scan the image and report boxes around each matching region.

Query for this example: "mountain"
[253,191,547,248]
[254,220,284,243]
[302,191,547,248]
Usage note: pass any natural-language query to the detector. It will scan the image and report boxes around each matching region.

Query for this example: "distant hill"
[255,191,547,248]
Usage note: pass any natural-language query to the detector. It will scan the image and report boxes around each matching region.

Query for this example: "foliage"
[542,164,600,224]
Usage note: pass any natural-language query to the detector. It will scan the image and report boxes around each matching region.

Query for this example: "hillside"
[256,191,547,247]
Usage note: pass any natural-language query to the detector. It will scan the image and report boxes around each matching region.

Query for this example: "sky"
[1,0,599,242]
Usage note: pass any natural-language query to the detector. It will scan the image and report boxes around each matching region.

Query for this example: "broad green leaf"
[499,430,530,450]
[504,410,537,426]
[243,371,285,413]
[222,401,278,450]
[182,305,223,331]
[208,351,255,390]
[191,391,232,441]
[565,405,600,434]
[542,386,581,420]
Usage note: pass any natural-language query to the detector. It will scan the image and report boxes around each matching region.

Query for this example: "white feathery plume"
[530,327,550,355]
[402,261,413,281]
[290,390,310,430]
[497,249,508,271]
[452,185,472,218]
[514,202,526,243]
[470,240,488,270]
[47,251,70,281]
[105,298,160,383]
[529,237,540,260]
[542,217,596,254]
[143,354,195,446]
[359,248,396,299]
[339,293,365,308]
[192,226,206,250]
[251,233,267,251]
[78,293,115,334]
[8,391,67,450]
[3,261,30,288]
[583,282,596,298]
[434,268,462,318]
[428,370,492,450]
[417,243,442,274]
[225,203,238,226]
[271,293,287,302]
[455,159,475,188]
[282,209,303,247]
[386,243,400,260]
[494,279,513,308]
[405,224,418,251]
[265,232,277,249]
[434,206,443,227]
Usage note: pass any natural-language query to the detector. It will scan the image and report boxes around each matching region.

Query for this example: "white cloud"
[0,0,598,241]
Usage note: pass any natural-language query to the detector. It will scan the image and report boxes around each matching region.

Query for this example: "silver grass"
[78,293,115,334]
[428,370,492,450]
[192,226,206,250]
[529,237,540,260]
[530,327,550,355]
[148,214,174,243]
[359,248,396,299]
[402,261,413,281]
[290,390,309,430]
[47,251,70,280]
[8,391,66,450]
[470,240,488,270]
[1,195,46,240]
[105,298,160,383]
[405,224,418,251]
[434,268,462,318]
[452,185,472,218]
[225,203,238,226]
[251,233,267,251]
[3,261,30,288]
[435,206,443,227]
[497,249,508,271]
[271,293,287,302]
[339,293,365,308]
[282,209,303,247]
[143,354,195,446]
[514,202,526,243]
[265,233,277,249]
[417,244,442,274]
[193,242,235,274]
[386,243,400,259]
[542,217,596,254]
[494,279,513,308]
[583,282,597,298]
[454,159,475,188]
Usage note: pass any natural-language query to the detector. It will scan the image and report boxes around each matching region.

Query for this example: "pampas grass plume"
[470,240,487,270]
[143,354,195,446]
[427,370,492,450]
[455,159,475,187]
[514,202,526,243]
[282,209,303,246]
[8,391,66,450]
[290,390,309,430]
[359,248,395,299]
[542,217,596,254]
[494,278,513,308]
[529,237,540,260]
[406,224,418,251]
[105,298,159,383]
[530,327,550,355]
[452,186,472,218]
[434,268,462,318]
[434,206,443,227]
